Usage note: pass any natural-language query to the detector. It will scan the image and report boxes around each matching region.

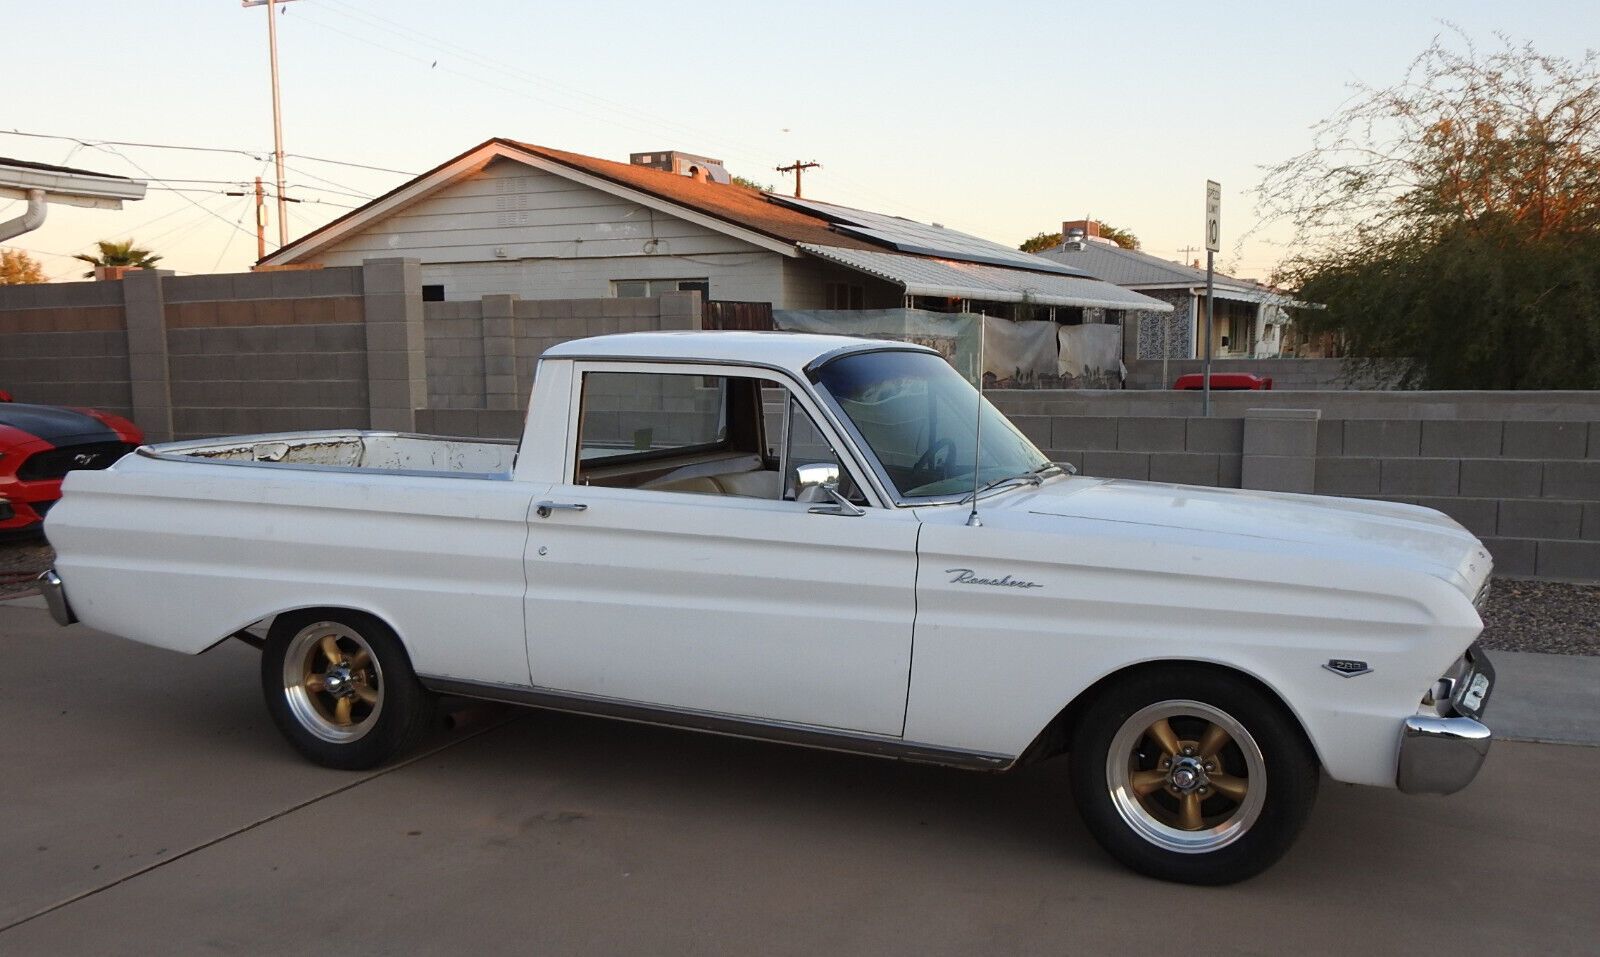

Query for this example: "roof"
[0,156,136,181]
[771,196,1088,277]
[544,330,928,375]
[1,156,146,209]
[262,138,882,265]
[1033,240,1289,303]
[800,245,1173,312]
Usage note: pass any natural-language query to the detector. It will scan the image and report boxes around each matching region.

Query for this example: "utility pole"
[242,0,305,247]
[227,177,301,263]
[253,177,266,260]
[776,160,821,198]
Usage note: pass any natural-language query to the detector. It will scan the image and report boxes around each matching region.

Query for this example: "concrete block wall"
[1314,419,1600,581]
[992,391,1598,584]
[165,265,371,438]
[421,289,700,423]
[0,278,132,414]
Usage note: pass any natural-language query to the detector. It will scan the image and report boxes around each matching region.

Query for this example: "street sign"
[1205,180,1221,252]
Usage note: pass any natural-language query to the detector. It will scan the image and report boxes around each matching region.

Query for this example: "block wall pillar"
[362,258,426,431]
[481,294,521,411]
[122,270,174,442]
[1241,408,1320,493]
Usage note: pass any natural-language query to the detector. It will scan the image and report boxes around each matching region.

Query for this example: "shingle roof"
[500,140,882,251]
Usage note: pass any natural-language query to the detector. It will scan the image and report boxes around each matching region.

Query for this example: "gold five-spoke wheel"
[1107,700,1267,854]
[282,621,385,744]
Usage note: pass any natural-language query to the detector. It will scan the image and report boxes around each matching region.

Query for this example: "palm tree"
[73,239,163,278]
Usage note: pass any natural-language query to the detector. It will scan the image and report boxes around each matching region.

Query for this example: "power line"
[0,129,416,176]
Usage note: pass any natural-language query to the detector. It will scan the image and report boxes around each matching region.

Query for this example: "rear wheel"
[261,612,435,770]
[1068,669,1318,884]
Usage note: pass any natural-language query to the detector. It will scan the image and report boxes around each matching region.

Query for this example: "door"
[522,364,919,737]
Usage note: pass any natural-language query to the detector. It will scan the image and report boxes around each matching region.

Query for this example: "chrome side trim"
[420,676,1014,771]
[1396,715,1491,795]
[37,568,77,626]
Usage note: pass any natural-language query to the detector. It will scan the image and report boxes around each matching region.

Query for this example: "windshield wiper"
[960,463,1061,504]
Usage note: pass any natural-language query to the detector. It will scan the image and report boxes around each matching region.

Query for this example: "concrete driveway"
[3,599,1597,956]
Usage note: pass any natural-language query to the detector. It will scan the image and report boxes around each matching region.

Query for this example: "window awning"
[800,244,1173,312]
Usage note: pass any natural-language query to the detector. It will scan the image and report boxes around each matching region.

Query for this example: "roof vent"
[1064,227,1087,251]
[629,150,731,184]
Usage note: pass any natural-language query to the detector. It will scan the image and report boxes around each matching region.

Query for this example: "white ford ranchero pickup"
[41,331,1495,884]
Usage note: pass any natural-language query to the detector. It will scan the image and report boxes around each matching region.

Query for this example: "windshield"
[812,349,1053,499]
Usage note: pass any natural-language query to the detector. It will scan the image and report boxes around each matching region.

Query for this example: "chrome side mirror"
[793,462,840,502]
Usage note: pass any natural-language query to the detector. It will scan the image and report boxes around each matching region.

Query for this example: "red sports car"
[0,394,143,533]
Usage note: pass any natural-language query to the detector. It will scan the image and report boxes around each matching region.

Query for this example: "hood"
[983,476,1491,593]
[0,403,126,446]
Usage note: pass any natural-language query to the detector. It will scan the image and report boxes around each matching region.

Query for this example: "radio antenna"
[966,310,986,527]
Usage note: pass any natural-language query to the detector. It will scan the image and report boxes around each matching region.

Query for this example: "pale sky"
[5,0,1597,283]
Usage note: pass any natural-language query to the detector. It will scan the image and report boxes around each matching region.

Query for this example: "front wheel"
[1068,669,1318,884]
[261,611,436,770]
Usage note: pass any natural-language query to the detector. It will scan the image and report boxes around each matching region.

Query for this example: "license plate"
[1460,672,1491,715]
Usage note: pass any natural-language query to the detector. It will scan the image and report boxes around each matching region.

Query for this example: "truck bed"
[142,430,518,476]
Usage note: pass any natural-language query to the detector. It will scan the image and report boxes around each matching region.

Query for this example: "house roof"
[801,245,1172,312]
[1032,240,1288,303]
[1,155,146,209]
[261,138,883,265]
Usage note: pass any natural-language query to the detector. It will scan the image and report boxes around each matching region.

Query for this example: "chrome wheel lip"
[1105,699,1266,855]
[282,622,383,744]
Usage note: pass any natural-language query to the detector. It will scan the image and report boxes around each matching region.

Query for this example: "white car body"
[42,331,1495,881]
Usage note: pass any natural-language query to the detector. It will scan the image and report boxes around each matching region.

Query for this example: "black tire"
[261,611,436,770]
[1068,667,1319,885]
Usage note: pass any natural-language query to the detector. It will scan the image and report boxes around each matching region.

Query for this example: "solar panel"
[770,196,1091,278]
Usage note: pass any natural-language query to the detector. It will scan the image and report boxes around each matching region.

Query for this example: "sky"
[5,0,1598,283]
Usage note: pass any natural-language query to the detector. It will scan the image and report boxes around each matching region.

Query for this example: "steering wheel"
[910,437,957,482]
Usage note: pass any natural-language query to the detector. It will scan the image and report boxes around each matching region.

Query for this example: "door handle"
[536,501,588,518]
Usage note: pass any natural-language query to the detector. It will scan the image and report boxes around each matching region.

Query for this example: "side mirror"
[792,462,840,502]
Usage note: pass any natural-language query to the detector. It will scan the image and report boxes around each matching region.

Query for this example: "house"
[259,140,1168,324]
[1032,221,1294,360]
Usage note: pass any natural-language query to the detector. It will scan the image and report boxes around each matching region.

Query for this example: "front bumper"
[38,568,77,626]
[1396,715,1491,794]
[1396,644,1495,794]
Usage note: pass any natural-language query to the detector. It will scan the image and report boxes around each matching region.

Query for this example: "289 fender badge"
[1323,659,1373,678]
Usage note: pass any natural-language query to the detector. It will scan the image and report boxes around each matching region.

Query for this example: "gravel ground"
[3,539,1597,655]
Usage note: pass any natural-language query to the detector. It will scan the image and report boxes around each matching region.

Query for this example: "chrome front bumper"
[37,568,77,626]
[1396,714,1491,794]
[1396,644,1494,794]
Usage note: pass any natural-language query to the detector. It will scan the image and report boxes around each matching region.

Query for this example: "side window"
[575,370,777,500]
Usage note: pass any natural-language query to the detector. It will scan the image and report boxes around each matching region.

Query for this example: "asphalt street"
[3,596,1597,956]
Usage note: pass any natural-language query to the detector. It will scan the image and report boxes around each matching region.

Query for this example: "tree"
[72,239,162,278]
[730,175,774,191]
[0,248,46,285]
[1019,223,1140,252]
[1260,32,1600,389]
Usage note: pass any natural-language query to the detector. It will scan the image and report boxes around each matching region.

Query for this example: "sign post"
[1203,180,1221,416]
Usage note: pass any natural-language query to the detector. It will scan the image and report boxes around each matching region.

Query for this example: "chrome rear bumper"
[37,568,77,626]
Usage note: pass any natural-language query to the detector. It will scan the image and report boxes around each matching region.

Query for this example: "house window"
[421,284,445,302]
[611,278,710,298]
[824,282,865,309]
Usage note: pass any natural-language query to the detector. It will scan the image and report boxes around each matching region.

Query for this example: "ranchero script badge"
[945,568,1044,589]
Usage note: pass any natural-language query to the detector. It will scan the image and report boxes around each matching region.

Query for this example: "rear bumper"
[1396,714,1492,794]
[38,568,77,626]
